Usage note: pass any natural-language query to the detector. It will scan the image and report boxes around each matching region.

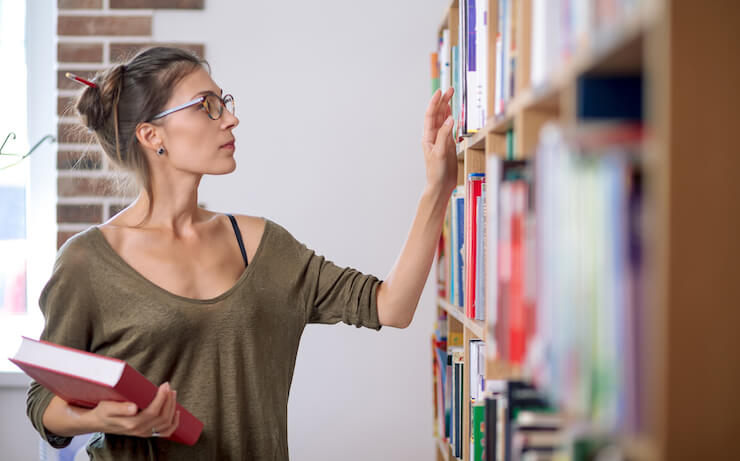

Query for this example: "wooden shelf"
[432,1,740,460]
[452,0,657,158]
[435,434,452,461]
[437,298,484,340]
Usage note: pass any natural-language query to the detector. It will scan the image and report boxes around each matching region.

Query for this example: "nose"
[221,109,239,130]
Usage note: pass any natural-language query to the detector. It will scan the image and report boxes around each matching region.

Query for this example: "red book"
[465,173,485,319]
[508,181,527,364]
[9,336,203,446]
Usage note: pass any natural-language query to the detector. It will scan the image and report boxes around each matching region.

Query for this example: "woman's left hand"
[421,87,457,194]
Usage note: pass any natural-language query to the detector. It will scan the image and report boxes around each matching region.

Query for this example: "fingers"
[151,390,177,436]
[160,410,181,438]
[435,87,454,126]
[424,87,455,147]
[142,382,170,419]
[133,382,174,438]
[423,89,442,145]
[99,400,138,417]
[434,115,455,151]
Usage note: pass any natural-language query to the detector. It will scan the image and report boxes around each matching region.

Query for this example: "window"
[0,0,28,312]
[0,0,56,374]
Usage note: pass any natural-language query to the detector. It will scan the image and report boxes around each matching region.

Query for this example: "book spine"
[456,190,466,308]
[466,174,485,319]
[431,51,440,94]
[441,29,451,92]
[471,401,486,461]
[466,0,479,131]
[486,156,501,355]
[509,180,527,365]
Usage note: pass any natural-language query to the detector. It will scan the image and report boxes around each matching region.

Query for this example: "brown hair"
[73,46,209,227]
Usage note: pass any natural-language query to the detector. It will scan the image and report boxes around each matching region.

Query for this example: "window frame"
[0,0,56,382]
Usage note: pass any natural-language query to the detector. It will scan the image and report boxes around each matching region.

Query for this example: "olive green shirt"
[26,218,383,460]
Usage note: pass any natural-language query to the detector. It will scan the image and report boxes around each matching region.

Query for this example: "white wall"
[1,0,450,459]
[153,0,449,459]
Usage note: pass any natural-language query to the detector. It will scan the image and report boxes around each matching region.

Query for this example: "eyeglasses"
[148,92,235,121]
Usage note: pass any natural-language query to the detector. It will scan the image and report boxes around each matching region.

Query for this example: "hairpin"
[65,72,97,88]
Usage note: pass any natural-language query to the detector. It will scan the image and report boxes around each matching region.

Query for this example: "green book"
[470,400,486,461]
[506,129,515,160]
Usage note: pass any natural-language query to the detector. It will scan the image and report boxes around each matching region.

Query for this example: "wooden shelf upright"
[431,1,739,460]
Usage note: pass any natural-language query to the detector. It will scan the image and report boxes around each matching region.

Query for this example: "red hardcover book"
[9,336,203,446]
[509,181,527,364]
[497,182,512,362]
[465,173,485,319]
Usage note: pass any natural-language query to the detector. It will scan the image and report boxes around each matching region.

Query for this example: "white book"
[476,0,488,127]
[485,156,500,352]
[530,0,546,88]
[440,29,450,93]
[475,191,485,321]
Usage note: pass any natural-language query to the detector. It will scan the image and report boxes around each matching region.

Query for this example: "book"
[431,51,440,94]
[485,155,501,354]
[9,336,204,446]
[475,182,486,322]
[440,29,451,93]
[465,173,485,319]
[454,187,466,308]
[532,122,644,433]
[470,400,486,461]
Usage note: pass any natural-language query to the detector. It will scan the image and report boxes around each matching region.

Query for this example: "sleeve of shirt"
[26,237,99,449]
[271,221,383,331]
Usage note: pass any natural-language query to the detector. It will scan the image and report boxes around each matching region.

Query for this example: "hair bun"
[75,64,125,132]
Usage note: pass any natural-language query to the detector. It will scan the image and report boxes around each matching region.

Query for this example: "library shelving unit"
[431,1,739,461]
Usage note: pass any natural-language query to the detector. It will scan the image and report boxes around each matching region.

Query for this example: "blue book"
[455,193,466,308]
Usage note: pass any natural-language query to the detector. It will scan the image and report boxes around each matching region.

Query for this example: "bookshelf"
[430,1,739,461]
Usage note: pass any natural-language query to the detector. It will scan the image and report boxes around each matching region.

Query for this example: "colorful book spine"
[485,156,501,356]
[475,0,489,129]
[471,401,486,461]
[440,29,451,93]
[438,208,448,298]
[431,51,440,94]
[455,188,466,308]
[508,180,527,365]
[532,121,644,434]
[466,173,485,318]
[475,182,486,322]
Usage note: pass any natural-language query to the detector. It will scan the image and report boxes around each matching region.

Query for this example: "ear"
[135,122,163,153]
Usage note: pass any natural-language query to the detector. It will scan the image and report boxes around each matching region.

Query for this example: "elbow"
[389,312,413,329]
[398,317,412,329]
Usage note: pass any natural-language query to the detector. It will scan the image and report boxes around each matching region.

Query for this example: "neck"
[125,171,206,238]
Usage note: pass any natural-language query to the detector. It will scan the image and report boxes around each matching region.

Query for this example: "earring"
[157,146,165,155]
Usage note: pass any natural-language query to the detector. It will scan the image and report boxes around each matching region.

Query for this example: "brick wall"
[56,0,205,249]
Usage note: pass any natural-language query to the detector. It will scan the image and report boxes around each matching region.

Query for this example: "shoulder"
[53,226,102,270]
[226,215,307,257]
[228,213,268,239]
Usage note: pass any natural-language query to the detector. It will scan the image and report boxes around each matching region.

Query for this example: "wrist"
[422,183,454,209]
[75,404,102,434]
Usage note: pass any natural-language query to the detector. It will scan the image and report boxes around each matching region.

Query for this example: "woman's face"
[154,66,240,175]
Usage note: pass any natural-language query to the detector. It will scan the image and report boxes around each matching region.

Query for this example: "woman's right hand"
[87,381,180,438]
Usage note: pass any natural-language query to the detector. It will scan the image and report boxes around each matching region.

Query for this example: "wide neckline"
[89,217,273,305]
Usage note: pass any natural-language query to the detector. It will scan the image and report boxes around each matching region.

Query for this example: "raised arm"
[376,87,457,328]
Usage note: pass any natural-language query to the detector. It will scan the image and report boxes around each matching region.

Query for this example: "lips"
[221,140,235,148]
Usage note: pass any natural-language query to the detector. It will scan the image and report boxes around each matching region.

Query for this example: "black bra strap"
[226,214,248,267]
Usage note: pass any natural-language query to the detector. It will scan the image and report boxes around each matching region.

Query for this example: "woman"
[26,47,457,460]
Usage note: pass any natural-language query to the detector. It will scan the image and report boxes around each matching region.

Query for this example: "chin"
[220,157,237,174]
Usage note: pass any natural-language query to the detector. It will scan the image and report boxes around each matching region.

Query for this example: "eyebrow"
[191,88,223,99]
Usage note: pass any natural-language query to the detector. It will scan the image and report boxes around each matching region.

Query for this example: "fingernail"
[129,404,137,413]
[445,116,453,125]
